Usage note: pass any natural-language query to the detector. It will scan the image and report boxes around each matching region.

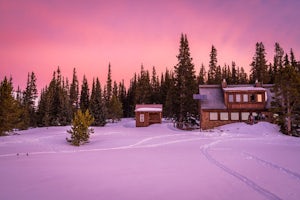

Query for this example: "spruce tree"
[109,94,123,123]
[0,77,22,135]
[69,68,79,115]
[174,34,198,124]
[135,65,152,104]
[250,42,269,83]
[23,72,38,127]
[90,78,107,126]
[207,45,218,84]
[80,75,90,112]
[197,64,206,85]
[272,64,300,135]
[67,109,94,146]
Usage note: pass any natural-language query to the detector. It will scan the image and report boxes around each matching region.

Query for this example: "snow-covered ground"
[1,119,300,200]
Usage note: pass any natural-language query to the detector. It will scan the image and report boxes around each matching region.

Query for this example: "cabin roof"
[199,84,274,110]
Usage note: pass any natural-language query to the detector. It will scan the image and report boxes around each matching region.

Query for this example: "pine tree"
[0,77,22,135]
[36,87,51,127]
[118,80,127,117]
[207,45,218,84]
[105,63,112,104]
[80,75,90,112]
[69,68,79,115]
[67,109,94,146]
[125,74,137,117]
[174,34,198,123]
[90,78,106,126]
[271,43,284,83]
[272,64,300,135]
[197,64,206,85]
[231,62,238,84]
[150,66,161,103]
[23,72,38,127]
[135,65,152,104]
[109,94,123,123]
[250,42,269,83]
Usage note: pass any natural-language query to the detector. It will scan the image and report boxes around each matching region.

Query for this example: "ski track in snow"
[244,152,300,182]
[0,133,205,157]
[200,140,282,200]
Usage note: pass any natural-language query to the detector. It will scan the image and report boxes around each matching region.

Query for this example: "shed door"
[140,113,145,122]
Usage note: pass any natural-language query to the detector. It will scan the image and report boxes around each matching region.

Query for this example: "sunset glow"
[1,0,300,90]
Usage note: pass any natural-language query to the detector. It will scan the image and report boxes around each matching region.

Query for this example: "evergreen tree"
[109,94,123,123]
[163,70,176,118]
[80,75,90,112]
[125,74,137,117]
[272,64,300,135]
[231,62,238,84]
[36,87,50,126]
[90,78,106,126]
[207,45,218,84]
[23,72,38,127]
[238,67,248,84]
[69,68,79,115]
[118,80,127,117]
[105,63,112,104]
[67,109,94,146]
[197,64,206,85]
[250,42,269,83]
[271,43,284,83]
[174,34,198,123]
[135,65,152,104]
[0,77,22,135]
[150,66,161,103]
[290,49,297,69]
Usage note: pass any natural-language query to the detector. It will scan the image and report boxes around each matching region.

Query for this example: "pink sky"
[1,0,300,91]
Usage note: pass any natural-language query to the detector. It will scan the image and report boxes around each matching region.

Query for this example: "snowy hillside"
[0,119,300,200]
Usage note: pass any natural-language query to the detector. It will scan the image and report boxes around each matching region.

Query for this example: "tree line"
[1,34,300,135]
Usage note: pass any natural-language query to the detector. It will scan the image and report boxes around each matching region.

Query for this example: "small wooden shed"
[135,104,163,127]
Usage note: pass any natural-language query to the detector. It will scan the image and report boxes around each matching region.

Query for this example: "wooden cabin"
[135,104,163,127]
[196,80,274,130]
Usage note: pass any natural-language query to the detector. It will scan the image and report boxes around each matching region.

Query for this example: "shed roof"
[135,104,163,112]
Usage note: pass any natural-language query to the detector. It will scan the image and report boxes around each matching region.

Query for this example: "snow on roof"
[135,104,163,112]
[135,108,162,112]
[223,87,266,92]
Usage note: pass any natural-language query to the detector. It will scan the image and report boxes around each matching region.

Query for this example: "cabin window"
[236,94,241,102]
[257,94,262,102]
[231,112,239,120]
[220,112,229,120]
[228,94,234,102]
[209,112,218,121]
[243,94,248,102]
[140,114,144,122]
[250,94,255,102]
[241,112,250,120]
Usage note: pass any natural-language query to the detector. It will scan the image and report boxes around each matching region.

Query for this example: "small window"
[257,94,262,102]
[140,114,144,122]
[231,112,239,120]
[209,112,218,121]
[243,94,248,102]
[250,94,255,102]
[236,94,241,102]
[241,112,250,120]
[220,112,229,120]
[228,94,234,102]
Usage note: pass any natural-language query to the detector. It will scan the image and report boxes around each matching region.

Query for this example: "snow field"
[0,119,300,200]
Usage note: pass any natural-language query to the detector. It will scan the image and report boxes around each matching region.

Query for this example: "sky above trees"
[1,0,300,90]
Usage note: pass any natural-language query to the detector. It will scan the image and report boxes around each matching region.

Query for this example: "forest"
[1,34,300,136]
